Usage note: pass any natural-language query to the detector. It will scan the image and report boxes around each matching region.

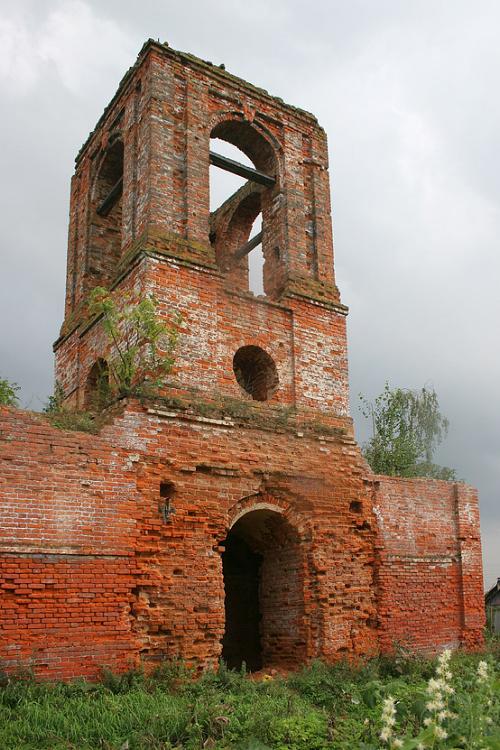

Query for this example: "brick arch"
[210,183,263,272]
[208,111,283,178]
[226,492,310,541]
[212,180,264,235]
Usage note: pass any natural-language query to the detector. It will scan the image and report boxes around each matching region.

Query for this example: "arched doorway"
[221,507,305,671]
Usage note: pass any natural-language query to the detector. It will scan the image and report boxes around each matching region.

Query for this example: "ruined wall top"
[75,39,322,166]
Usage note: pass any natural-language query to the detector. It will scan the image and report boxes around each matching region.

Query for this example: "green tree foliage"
[88,286,182,401]
[359,383,457,480]
[0,376,20,407]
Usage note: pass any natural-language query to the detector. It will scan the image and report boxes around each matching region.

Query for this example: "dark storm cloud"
[0,0,498,585]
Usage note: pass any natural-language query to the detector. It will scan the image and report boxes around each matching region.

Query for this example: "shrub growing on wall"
[0,376,20,407]
[88,285,182,402]
[44,289,182,432]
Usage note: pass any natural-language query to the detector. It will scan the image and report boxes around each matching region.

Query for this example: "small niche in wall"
[159,482,175,523]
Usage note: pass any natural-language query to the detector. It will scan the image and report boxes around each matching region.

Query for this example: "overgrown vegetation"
[43,383,101,434]
[43,288,181,432]
[88,286,181,401]
[0,376,20,407]
[1,647,498,749]
[359,383,456,480]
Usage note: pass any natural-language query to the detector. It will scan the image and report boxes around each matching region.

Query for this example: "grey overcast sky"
[0,1,498,588]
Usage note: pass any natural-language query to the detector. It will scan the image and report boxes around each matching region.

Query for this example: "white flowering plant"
[374,650,500,750]
[1,647,499,748]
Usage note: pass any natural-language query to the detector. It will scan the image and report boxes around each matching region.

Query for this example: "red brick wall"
[56,255,350,417]
[0,402,379,679]
[1,555,137,680]
[0,406,141,679]
[0,404,484,679]
[372,476,485,652]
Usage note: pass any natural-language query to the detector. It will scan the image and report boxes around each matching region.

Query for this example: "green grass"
[0,644,498,749]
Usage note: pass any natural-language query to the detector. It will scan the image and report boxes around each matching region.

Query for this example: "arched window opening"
[88,139,124,287]
[209,122,283,299]
[221,508,305,671]
[84,358,110,411]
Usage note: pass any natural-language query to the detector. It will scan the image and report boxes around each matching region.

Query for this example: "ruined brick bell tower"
[56,41,348,414]
[54,39,378,670]
[0,40,483,681]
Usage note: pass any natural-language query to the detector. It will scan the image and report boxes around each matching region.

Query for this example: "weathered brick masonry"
[0,41,484,679]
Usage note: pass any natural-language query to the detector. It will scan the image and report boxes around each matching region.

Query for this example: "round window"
[232,346,279,401]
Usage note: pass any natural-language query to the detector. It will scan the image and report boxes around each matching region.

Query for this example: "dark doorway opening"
[221,533,263,671]
[221,508,305,672]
